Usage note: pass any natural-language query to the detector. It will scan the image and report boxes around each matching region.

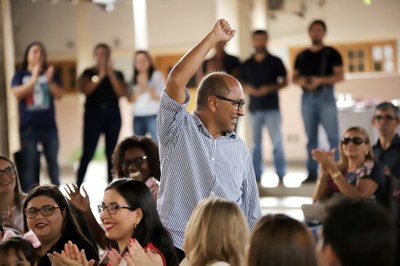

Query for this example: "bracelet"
[330,171,341,180]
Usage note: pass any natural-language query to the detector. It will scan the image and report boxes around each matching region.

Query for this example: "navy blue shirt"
[11,69,61,131]
[241,53,286,112]
[374,134,400,180]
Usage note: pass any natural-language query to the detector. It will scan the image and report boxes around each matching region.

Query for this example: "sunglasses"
[341,137,365,145]
[24,205,61,219]
[373,115,395,122]
[213,95,245,111]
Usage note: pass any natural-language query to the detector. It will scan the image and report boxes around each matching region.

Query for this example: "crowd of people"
[1,18,399,266]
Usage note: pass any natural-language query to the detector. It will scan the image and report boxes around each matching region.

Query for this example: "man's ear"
[208,96,218,112]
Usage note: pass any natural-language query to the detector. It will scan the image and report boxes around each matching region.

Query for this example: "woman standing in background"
[129,51,165,143]
[11,41,63,191]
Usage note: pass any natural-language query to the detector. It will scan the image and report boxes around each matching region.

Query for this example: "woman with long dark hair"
[11,41,63,191]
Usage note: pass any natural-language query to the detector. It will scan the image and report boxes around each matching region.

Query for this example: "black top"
[37,229,98,266]
[294,46,343,91]
[373,134,400,180]
[81,68,125,110]
[202,53,241,77]
[241,53,286,111]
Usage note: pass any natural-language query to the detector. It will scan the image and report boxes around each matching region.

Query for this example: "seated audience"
[248,214,317,266]
[23,184,98,265]
[0,155,26,232]
[65,135,161,248]
[312,126,385,203]
[372,101,400,180]
[180,197,249,266]
[319,198,395,266]
[99,179,178,266]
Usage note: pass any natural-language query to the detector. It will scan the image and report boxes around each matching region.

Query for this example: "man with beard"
[293,20,344,183]
[372,102,400,180]
[241,30,288,187]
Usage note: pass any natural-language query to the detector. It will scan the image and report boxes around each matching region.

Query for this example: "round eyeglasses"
[24,205,61,219]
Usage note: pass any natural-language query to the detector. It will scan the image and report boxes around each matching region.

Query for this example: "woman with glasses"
[98,179,178,266]
[64,135,161,249]
[22,185,98,265]
[0,156,26,232]
[312,126,385,203]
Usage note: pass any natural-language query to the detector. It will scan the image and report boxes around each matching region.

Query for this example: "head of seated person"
[248,214,317,266]
[0,155,26,232]
[112,135,160,183]
[320,198,395,266]
[22,184,98,264]
[99,178,177,265]
[183,197,249,266]
[0,236,36,266]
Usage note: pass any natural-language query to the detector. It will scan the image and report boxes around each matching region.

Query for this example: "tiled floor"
[41,161,315,222]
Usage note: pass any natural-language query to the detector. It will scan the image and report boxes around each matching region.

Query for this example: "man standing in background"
[293,20,344,183]
[241,30,288,186]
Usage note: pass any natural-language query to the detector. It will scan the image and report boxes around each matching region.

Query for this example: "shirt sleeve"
[242,150,261,229]
[11,71,23,87]
[330,47,344,67]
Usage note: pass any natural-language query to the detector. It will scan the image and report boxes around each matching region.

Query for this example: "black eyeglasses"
[213,95,245,111]
[24,205,61,219]
[97,202,135,215]
[373,115,395,122]
[122,156,147,168]
[0,167,15,178]
[341,137,365,146]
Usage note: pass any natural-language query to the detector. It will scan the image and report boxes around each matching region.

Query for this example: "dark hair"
[94,43,111,56]
[105,179,178,265]
[196,72,231,109]
[21,41,48,73]
[308,19,327,32]
[323,198,396,266]
[0,236,36,265]
[22,185,86,240]
[375,101,399,118]
[112,135,160,181]
[252,29,268,36]
[248,214,317,266]
[0,155,25,210]
[132,50,155,85]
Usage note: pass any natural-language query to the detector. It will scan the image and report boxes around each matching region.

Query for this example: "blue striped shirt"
[156,88,261,250]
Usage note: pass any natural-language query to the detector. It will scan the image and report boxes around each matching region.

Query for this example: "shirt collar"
[192,112,237,139]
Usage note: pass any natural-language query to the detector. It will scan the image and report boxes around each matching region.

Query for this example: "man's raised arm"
[165,19,235,104]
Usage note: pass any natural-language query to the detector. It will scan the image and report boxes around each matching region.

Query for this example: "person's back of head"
[184,197,249,266]
[322,198,396,266]
[248,214,317,266]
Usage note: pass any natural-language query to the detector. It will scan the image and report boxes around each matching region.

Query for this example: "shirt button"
[211,157,215,161]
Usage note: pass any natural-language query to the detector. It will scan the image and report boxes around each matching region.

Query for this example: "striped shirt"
[156,88,261,250]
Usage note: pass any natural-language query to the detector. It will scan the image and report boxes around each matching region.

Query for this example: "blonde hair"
[338,126,374,171]
[184,197,249,266]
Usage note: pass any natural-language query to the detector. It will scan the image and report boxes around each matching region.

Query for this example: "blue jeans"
[301,87,339,176]
[249,109,286,182]
[77,107,121,187]
[20,128,60,191]
[133,115,158,143]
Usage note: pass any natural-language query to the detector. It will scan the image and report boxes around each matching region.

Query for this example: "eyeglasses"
[341,137,365,146]
[373,115,395,122]
[24,205,61,219]
[122,156,147,168]
[213,95,245,111]
[97,202,135,215]
[0,167,15,178]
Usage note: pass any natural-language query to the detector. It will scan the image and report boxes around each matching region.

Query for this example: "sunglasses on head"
[341,137,365,145]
